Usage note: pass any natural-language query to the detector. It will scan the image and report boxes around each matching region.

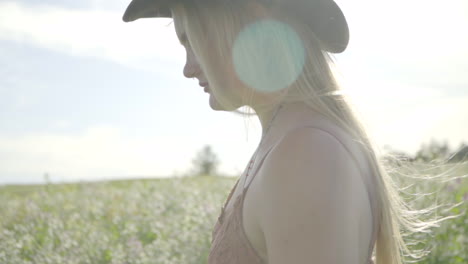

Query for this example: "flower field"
[0,162,467,264]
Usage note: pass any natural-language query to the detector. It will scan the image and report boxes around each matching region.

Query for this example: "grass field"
[0,161,467,264]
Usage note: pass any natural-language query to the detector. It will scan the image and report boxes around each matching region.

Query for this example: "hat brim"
[123,0,173,22]
[122,0,349,53]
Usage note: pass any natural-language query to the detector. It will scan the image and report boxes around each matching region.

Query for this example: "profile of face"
[172,6,305,115]
[172,11,250,112]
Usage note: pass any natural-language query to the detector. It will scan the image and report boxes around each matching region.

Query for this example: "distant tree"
[44,172,51,184]
[190,145,220,177]
[414,139,451,162]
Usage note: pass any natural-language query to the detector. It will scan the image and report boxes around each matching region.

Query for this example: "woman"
[122,0,444,263]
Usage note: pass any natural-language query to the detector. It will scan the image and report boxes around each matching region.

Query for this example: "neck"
[253,101,312,135]
[252,101,326,153]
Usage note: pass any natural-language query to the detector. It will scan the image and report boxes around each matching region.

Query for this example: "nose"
[183,48,201,79]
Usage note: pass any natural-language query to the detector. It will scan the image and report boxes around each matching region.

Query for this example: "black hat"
[122,0,349,53]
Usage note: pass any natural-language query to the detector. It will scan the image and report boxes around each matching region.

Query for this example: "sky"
[0,0,467,185]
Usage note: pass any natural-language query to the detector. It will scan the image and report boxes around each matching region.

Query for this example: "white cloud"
[0,1,185,75]
[0,119,260,184]
[340,76,468,155]
[339,0,468,59]
[0,125,195,183]
[336,0,468,92]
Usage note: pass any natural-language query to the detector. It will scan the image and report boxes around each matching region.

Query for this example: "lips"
[199,82,209,87]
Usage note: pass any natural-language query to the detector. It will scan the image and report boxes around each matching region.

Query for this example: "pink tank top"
[208,124,379,264]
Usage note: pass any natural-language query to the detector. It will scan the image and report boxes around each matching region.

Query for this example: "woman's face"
[173,14,248,111]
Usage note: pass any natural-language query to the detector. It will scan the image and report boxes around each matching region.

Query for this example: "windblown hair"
[171,2,458,264]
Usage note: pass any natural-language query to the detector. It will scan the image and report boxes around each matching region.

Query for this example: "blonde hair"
[171,2,459,263]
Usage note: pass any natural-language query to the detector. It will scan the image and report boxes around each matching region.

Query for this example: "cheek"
[211,50,236,82]
[195,43,244,97]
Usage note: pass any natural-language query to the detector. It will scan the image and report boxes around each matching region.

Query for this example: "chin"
[208,93,224,110]
[208,92,240,111]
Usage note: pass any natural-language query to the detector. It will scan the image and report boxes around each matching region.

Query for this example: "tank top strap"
[241,144,276,192]
[241,124,323,192]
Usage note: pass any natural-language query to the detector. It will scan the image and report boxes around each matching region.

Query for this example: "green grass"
[0,162,467,264]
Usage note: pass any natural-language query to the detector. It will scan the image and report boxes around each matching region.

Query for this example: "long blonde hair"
[171,2,458,263]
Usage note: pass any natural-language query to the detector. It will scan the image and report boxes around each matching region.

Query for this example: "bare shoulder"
[260,126,360,187]
[257,126,373,264]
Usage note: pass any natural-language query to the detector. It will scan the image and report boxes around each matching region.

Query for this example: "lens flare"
[232,19,306,94]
